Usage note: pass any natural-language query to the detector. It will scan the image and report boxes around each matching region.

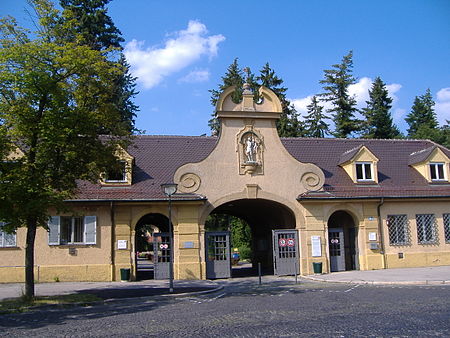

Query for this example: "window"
[48,216,97,245]
[105,161,127,183]
[444,213,450,243]
[0,222,16,247]
[355,162,373,181]
[429,163,446,181]
[416,214,438,245]
[387,215,409,246]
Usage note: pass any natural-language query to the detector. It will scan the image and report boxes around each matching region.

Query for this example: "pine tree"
[257,63,305,137]
[405,88,438,138]
[361,77,400,139]
[303,96,330,138]
[60,0,138,133]
[209,58,245,136]
[319,51,361,138]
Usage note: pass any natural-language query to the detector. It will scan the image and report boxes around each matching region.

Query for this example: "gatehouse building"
[1,85,450,282]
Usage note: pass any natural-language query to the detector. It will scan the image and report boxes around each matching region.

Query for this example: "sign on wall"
[117,240,128,250]
[311,236,322,257]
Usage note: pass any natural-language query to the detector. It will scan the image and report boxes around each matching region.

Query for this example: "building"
[1,85,450,283]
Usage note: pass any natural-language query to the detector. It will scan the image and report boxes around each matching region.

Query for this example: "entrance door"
[329,228,345,272]
[153,232,170,280]
[272,230,299,276]
[205,231,231,279]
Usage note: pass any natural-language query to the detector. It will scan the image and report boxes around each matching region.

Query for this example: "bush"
[239,245,252,261]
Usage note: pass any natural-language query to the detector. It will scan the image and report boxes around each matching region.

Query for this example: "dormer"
[101,146,134,186]
[338,145,379,184]
[409,146,450,183]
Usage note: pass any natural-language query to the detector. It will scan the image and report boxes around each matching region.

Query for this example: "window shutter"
[48,216,60,245]
[84,216,97,245]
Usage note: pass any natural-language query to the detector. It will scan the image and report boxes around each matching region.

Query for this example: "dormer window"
[429,163,446,181]
[105,160,127,183]
[356,162,373,181]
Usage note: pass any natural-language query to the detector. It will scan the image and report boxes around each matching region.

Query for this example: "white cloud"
[179,69,210,83]
[435,87,450,124]
[124,21,225,89]
[348,77,372,107]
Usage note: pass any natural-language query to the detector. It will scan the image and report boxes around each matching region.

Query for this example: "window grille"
[444,213,450,243]
[416,214,438,245]
[387,215,410,246]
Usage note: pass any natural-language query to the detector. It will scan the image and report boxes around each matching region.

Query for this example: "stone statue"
[245,134,259,162]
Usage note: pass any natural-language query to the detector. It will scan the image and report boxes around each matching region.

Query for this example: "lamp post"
[161,183,177,293]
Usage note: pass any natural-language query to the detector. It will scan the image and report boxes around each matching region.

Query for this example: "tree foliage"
[0,0,131,298]
[209,60,304,137]
[303,96,330,138]
[405,88,438,138]
[60,0,138,133]
[361,76,400,139]
[319,51,361,138]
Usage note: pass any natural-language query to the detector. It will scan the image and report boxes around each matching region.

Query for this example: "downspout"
[110,201,116,280]
[377,197,386,269]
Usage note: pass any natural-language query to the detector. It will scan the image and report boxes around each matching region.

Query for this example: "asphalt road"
[1,279,449,337]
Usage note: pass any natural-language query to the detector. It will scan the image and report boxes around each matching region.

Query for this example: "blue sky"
[2,0,450,136]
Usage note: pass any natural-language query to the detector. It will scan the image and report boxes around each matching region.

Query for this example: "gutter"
[377,198,387,269]
[65,197,207,203]
[297,195,450,201]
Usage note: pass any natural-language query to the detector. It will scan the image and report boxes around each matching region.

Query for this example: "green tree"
[319,51,361,138]
[361,77,400,139]
[209,58,245,136]
[303,96,330,138]
[257,63,304,137]
[0,0,131,298]
[60,0,138,132]
[405,88,438,138]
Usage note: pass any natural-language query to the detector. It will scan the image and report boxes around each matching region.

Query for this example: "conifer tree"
[319,51,361,138]
[405,88,438,138]
[361,77,400,139]
[303,96,330,138]
[208,58,245,136]
[60,0,138,133]
[257,63,304,137]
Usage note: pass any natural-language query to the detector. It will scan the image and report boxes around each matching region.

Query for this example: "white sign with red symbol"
[159,243,169,250]
[330,239,339,244]
[279,238,295,248]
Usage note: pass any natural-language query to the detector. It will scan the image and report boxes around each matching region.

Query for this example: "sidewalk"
[303,265,450,285]
[0,279,221,301]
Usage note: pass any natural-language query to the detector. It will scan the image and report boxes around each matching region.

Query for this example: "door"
[205,232,231,279]
[153,232,170,279]
[329,228,345,272]
[272,230,299,276]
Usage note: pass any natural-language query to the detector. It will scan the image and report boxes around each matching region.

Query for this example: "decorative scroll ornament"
[301,172,322,191]
[179,173,201,193]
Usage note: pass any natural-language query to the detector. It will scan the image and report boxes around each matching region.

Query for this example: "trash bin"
[312,262,323,274]
[120,268,131,282]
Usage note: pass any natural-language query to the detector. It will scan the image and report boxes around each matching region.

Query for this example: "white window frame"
[48,216,97,245]
[429,162,446,181]
[105,160,127,183]
[355,162,373,181]
[0,222,17,248]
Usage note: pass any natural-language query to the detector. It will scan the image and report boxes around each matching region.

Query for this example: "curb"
[302,275,450,285]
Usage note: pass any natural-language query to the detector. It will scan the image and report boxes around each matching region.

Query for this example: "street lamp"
[161,183,177,293]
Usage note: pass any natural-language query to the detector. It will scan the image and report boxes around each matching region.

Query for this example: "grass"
[0,294,102,314]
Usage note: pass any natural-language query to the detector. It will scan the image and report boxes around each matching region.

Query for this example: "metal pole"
[258,262,262,285]
[168,195,174,293]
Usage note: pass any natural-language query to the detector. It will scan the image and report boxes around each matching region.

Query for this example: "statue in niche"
[244,133,260,163]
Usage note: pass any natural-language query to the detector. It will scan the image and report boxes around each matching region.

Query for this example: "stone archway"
[327,210,359,272]
[205,198,297,277]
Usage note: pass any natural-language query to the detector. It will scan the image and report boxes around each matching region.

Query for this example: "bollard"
[258,262,262,285]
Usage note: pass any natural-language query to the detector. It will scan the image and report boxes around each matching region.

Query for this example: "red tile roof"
[72,136,450,201]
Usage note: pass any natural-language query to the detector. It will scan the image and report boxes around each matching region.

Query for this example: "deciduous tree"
[0,0,131,298]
